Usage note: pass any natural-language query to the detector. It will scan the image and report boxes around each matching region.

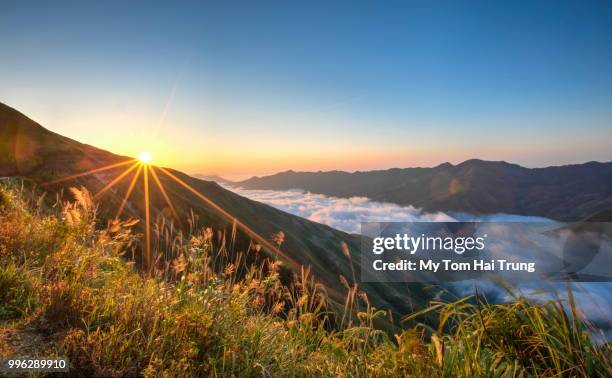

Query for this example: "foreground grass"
[0,182,609,377]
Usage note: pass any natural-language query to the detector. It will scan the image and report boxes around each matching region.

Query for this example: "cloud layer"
[226,186,455,233]
[226,185,611,341]
[226,186,551,233]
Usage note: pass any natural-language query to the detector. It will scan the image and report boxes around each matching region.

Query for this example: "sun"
[43,148,295,275]
[138,151,153,164]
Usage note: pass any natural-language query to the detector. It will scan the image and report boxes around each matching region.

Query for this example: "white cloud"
[225,186,455,233]
[225,185,611,341]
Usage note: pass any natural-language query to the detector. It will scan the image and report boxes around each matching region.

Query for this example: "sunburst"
[138,151,153,164]
[43,153,298,274]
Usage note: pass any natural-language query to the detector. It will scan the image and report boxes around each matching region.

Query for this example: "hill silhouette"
[238,160,612,221]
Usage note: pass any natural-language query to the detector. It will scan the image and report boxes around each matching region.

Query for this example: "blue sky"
[1,1,611,178]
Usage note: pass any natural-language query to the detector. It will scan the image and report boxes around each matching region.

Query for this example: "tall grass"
[0,180,609,377]
[402,291,611,376]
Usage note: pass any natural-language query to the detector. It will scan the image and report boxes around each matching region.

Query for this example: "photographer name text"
[372,259,535,272]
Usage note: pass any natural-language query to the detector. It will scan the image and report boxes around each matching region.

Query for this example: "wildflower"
[339,275,350,290]
[253,295,264,307]
[272,302,284,314]
[271,231,285,247]
[268,260,283,272]
[171,255,187,274]
[223,263,235,277]
[69,186,93,212]
[340,241,350,258]
[297,294,309,307]
[202,227,213,242]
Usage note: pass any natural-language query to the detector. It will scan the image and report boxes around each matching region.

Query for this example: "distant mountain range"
[192,174,235,185]
[0,102,427,316]
[237,160,612,221]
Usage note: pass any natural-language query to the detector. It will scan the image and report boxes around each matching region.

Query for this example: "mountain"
[192,174,234,185]
[237,160,612,221]
[0,102,429,316]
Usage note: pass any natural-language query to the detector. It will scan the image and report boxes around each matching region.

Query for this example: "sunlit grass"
[0,181,609,376]
[41,154,298,276]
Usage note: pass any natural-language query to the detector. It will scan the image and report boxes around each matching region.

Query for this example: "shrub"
[0,263,38,321]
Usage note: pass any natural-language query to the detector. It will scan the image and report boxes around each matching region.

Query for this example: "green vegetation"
[0,263,38,321]
[0,181,609,377]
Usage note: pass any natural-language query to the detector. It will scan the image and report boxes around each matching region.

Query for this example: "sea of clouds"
[226,186,453,233]
[225,185,611,341]
[225,186,551,233]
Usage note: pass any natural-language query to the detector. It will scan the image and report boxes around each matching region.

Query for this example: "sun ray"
[115,164,143,220]
[149,166,182,228]
[157,167,301,270]
[93,162,140,199]
[43,159,136,186]
[143,165,152,273]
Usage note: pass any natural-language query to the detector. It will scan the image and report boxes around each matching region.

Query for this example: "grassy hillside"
[0,181,609,376]
[0,101,430,317]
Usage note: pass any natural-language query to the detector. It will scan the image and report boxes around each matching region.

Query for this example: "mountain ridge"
[237,159,612,221]
[243,158,611,180]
